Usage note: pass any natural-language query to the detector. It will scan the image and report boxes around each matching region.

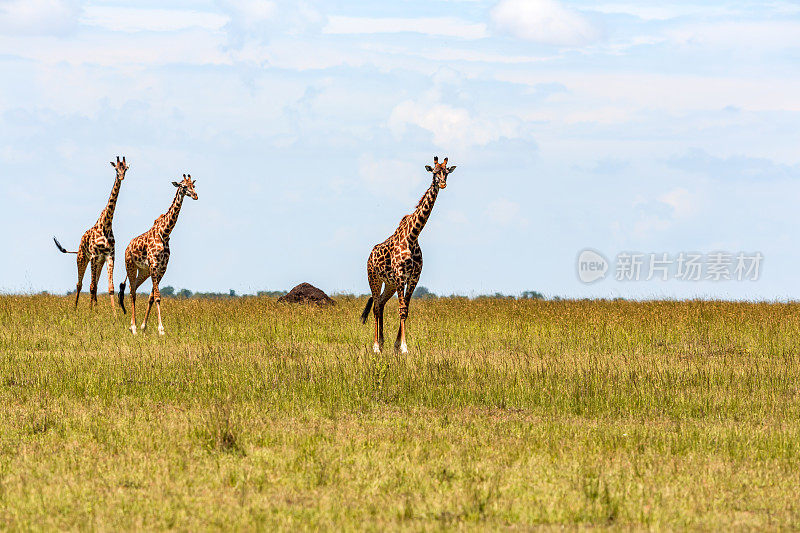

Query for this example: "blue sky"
[1,0,799,299]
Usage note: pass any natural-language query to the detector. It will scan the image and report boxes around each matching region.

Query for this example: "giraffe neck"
[97,175,122,227]
[158,190,185,237]
[405,181,439,242]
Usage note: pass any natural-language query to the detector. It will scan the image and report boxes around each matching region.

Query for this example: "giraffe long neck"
[158,190,185,237]
[98,176,122,227]
[406,181,439,242]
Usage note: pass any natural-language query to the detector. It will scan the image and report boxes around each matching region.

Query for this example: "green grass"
[1,295,800,529]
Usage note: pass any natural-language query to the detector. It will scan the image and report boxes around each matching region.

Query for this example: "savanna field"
[1,295,800,529]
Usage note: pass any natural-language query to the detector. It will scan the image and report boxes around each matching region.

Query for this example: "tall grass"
[0,295,799,528]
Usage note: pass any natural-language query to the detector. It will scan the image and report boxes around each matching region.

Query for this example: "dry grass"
[1,295,799,529]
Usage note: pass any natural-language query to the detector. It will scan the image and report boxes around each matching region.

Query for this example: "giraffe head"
[171,174,199,200]
[424,156,456,189]
[110,156,129,179]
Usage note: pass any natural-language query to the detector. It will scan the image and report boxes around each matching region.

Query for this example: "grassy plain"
[1,294,799,529]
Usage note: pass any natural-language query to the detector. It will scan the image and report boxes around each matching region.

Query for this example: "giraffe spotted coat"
[120,174,198,335]
[362,156,456,353]
[54,156,128,311]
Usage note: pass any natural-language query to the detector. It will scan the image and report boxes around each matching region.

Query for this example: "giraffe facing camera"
[361,156,456,354]
[423,156,456,189]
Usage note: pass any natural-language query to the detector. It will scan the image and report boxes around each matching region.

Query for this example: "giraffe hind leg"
[126,264,144,335]
[89,256,103,308]
[377,282,396,351]
[367,267,383,353]
[74,250,89,309]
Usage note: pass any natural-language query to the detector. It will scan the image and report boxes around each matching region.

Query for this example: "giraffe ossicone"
[361,156,456,353]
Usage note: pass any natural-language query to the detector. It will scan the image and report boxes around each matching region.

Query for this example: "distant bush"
[413,286,437,299]
[520,291,545,300]
[476,293,515,300]
[257,290,288,298]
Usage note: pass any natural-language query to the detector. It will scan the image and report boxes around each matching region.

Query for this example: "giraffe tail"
[53,237,77,254]
[118,275,128,314]
[360,296,374,324]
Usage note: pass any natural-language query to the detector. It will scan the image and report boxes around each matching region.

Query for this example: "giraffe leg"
[152,278,165,335]
[106,251,117,315]
[394,283,409,353]
[155,297,165,336]
[127,265,143,335]
[398,275,420,355]
[89,256,103,309]
[141,284,155,332]
[74,250,89,309]
[367,269,383,353]
[377,282,395,351]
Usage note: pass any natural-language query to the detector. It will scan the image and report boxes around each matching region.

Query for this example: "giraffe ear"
[425,165,433,172]
[172,181,180,187]
[110,161,116,167]
[447,166,456,173]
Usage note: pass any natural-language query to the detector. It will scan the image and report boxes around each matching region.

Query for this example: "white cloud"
[590,2,800,21]
[659,187,697,219]
[217,0,322,44]
[217,0,277,31]
[80,6,229,33]
[0,30,230,66]
[0,0,81,36]
[490,0,599,46]
[666,21,800,51]
[587,3,734,21]
[324,16,488,39]
[502,72,800,113]
[389,100,519,149]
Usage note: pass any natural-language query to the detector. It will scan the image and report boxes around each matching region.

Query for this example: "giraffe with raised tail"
[361,156,456,353]
[119,174,198,335]
[54,156,129,312]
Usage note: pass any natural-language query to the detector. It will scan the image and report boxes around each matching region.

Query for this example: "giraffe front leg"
[107,252,117,315]
[152,280,165,336]
[395,284,409,354]
[398,275,420,355]
[141,285,155,332]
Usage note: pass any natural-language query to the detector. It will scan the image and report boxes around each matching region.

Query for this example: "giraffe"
[54,156,129,312]
[118,174,198,335]
[360,156,456,353]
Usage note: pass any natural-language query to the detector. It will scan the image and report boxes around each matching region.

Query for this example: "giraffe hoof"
[399,343,408,354]
[158,326,165,336]
[130,325,137,335]
[373,342,381,353]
